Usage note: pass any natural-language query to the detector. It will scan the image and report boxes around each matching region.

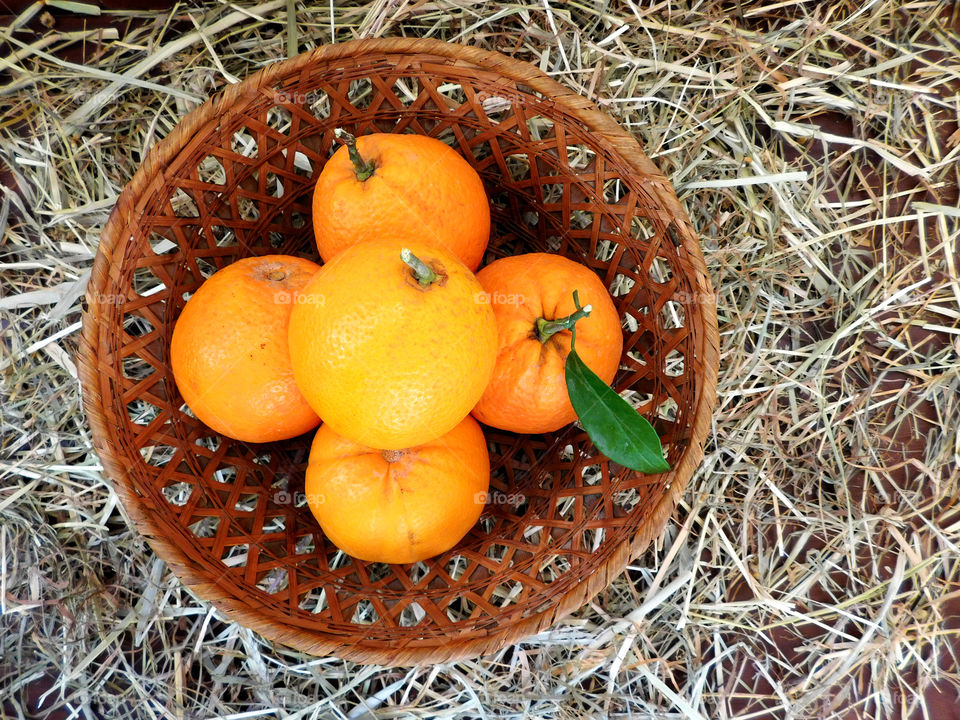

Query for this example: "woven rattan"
[78,38,719,665]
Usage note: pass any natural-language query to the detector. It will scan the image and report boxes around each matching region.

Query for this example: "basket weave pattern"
[80,38,719,664]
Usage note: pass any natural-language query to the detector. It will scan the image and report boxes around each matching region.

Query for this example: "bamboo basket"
[79,38,719,665]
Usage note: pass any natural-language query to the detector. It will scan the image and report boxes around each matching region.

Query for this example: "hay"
[2,0,959,717]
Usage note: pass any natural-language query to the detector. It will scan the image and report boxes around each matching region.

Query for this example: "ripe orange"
[288,238,497,450]
[471,253,623,434]
[304,415,489,564]
[170,255,321,443]
[311,132,490,270]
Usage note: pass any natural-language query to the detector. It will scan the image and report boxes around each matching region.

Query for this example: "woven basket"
[79,38,719,665]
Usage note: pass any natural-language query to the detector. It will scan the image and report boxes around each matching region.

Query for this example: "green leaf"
[565,350,670,473]
[563,291,670,475]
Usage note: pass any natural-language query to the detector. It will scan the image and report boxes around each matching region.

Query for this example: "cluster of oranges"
[171,131,623,564]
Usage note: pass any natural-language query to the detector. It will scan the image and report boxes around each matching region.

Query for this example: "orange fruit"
[304,415,489,564]
[170,255,321,443]
[471,253,623,434]
[311,132,489,270]
[288,238,497,450]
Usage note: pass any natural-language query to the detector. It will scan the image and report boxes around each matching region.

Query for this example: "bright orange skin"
[305,416,489,564]
[170,255,322,443]
[288,238,497,450]
[312,133,490,270]
[471,253,623,434]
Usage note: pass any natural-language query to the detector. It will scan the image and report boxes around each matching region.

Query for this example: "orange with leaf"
[471,253,623,434]
[473,252,670,474]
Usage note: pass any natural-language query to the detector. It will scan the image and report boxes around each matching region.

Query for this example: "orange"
[170,255,321,443]
[288,238,497,450]
[304,415,489,564]
[471,253,623,434]
[312,132,489,270]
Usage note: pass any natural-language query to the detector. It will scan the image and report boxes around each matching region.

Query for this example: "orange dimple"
[311,133,490,270]
[288,237,498,450]
[170,255,322,443]
[471,253,624,434]
[305,416,490,564]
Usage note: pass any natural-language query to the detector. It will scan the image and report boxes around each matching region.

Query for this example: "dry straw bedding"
[1,1,959,718]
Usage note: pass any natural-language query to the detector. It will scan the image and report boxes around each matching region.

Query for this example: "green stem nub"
[536,302,593,343]
[335,128,376,181]
[401,248,438,286]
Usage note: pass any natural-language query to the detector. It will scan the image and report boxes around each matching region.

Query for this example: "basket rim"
[78,36,720,666]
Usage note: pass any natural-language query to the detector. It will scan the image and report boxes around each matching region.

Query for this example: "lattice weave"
[79,38,719,665]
